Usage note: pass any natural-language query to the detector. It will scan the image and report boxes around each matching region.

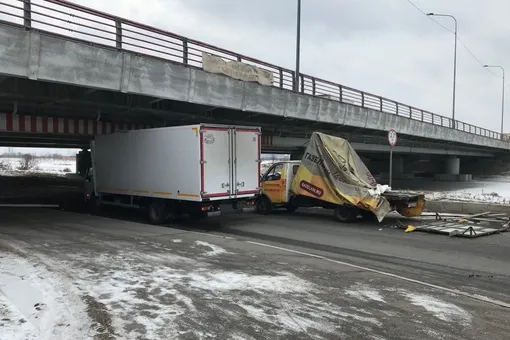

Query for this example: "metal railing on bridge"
[0,0,505,141]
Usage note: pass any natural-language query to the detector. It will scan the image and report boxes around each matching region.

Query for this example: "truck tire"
[148,200,167,224]
[256,196,272,215]
[334,205,359,223]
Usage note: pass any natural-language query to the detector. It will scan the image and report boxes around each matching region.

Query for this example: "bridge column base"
[434,157,472,181]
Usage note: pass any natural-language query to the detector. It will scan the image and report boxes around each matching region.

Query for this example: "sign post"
[387,129,398,187]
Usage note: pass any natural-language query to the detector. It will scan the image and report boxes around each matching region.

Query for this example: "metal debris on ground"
[401,212,510,238]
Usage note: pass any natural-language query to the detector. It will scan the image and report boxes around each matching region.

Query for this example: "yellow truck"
[257,132,425,222]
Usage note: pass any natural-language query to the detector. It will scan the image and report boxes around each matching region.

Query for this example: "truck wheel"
[334,205,359,223]
[256,196,272,215]
[149,200,167,224]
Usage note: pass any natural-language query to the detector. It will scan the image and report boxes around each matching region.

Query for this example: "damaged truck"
[256,132,425,222]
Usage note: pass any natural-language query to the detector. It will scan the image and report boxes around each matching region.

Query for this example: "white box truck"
[84,123,261,223]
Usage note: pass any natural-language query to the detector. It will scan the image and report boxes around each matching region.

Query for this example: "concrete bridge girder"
[0,22,509,151]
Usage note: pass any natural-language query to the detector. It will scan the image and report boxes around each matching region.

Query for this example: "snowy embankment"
[425,190,510,205]
[0,157,76,177]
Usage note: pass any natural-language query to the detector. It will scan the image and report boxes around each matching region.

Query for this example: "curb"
[424,201,510,215]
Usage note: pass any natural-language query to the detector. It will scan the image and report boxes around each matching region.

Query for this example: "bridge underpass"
[1,1,510,180]
[0,108,503,179]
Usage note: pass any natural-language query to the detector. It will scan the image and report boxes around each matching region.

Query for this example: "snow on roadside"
[0,251,92,340]
[0,157,75,177]
[425,190,510,205]
[403,292,472,326]
[345,283,386,303]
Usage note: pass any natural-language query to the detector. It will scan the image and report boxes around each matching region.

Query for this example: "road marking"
[245,240,510,310]
[192,231,234,240]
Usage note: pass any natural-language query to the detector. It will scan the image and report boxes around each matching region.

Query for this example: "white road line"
[191,231,234,240]
[245,240,510,310]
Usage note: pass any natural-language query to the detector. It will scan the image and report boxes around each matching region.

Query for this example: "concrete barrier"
[425,201,510,215]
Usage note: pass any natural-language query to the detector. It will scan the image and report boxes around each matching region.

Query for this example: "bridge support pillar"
[445,156,460,175]
[435,157,472,181]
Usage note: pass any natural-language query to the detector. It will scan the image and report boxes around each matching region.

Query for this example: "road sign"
[388,129,398,146]
[387,129,397,188]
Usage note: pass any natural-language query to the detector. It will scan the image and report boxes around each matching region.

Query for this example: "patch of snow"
[171,239,182,243]
[0,252,91,340]
[403,292,472,326]
[426,190,510,205]
[194,240,230,256]
[186,271,310,293]
[0,157,75,176]
[345,283,386,303]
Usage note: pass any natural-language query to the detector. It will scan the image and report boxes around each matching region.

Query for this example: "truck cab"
[257,160,426,223]
[257,161,301,214]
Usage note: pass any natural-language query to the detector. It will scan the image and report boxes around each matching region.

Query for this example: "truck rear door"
[201,126,232,199]
[233,127,261,197]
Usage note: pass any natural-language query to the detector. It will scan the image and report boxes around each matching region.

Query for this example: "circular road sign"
[388,129,398,146]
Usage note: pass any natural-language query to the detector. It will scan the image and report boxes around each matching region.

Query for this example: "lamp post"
[295,0,301,92]
[483,65,505,136]
[427,13,458,128]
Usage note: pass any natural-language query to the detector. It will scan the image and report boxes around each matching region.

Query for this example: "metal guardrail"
[0,0,505,141]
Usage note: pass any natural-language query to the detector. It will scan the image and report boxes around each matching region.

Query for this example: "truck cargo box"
[290,132,392,221]
[92,124,261,202]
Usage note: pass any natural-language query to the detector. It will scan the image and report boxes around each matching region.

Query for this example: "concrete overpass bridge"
[0,0,509,178]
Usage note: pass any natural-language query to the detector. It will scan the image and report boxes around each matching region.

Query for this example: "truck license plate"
[407,202,417,208]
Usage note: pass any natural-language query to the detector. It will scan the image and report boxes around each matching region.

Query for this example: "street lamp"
[295,0,301,92]
[427,12,458,128]
[483,65,505,136]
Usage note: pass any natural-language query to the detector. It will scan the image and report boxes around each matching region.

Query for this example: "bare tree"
[17,154,38,171]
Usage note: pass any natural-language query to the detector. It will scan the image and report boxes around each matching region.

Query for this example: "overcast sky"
[1,0,509,154]
[73,0,508,132]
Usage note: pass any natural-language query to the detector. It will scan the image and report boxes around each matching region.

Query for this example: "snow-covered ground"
[0,251,92,340]
[0,157,75,176]
[1,239,479,340]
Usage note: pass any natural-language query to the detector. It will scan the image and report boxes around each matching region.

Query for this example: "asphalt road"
[194,208,510,304]
[1,207,510,340]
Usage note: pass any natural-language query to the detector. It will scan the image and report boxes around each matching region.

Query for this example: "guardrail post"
[300,75,304,93]
[279,69,283,88]
[23,0,31,29]
[395,102,398,115]
[339,85,343,102]
[361,93,365,107]
[182,38,188,64]
[291,71,297,91]
[420,110,424,121]
[312,78,316,95]
[237,55,242,62]
[409,106,412,118]
[379,97,383,111]
[115,18,122,49]
[441,116,444,126]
